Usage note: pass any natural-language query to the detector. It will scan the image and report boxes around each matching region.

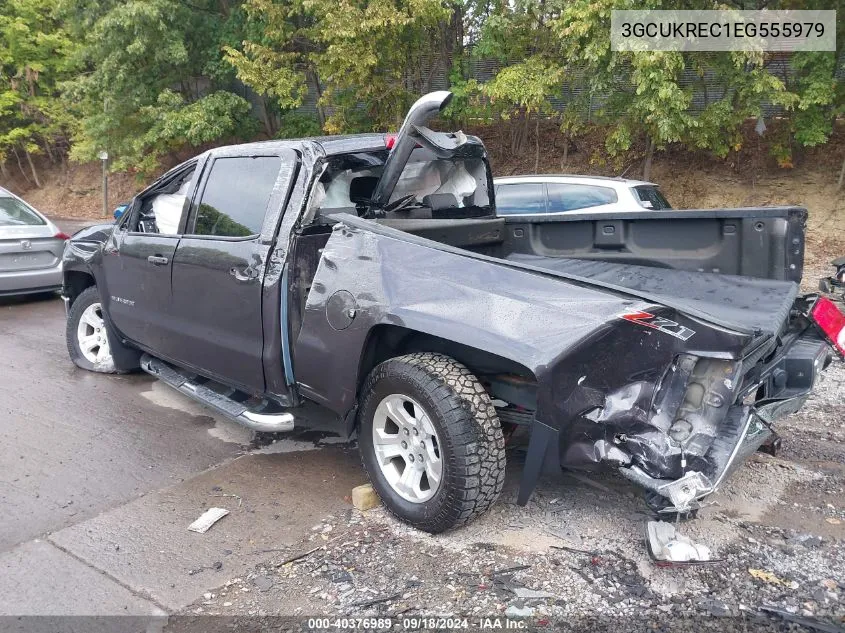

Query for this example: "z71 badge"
[618,310,696,341]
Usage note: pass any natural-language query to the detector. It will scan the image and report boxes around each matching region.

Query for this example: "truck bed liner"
[505,254,798,335]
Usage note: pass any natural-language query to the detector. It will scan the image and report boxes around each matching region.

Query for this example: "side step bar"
[140,354,294,433]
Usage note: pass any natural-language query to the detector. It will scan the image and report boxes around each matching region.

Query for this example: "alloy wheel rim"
[76,303,113,365]
[371,393,443,503]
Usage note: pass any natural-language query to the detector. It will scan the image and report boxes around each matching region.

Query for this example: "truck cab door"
[99,163,198,350]
[167,149,298,395]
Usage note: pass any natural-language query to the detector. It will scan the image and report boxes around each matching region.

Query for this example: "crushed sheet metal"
[187,507,230,534]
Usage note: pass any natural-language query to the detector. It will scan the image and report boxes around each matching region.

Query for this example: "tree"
[223,0,313,136]
[60,0,254,173]
[226,0,453,135]
[0,0,77,184]
[484,57,564,170]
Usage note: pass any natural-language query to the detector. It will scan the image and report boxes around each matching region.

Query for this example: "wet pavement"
[0,218,369,622]
[0,293,246,551]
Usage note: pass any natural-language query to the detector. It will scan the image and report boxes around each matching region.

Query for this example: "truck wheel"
[357,352,505,533]
[66,286,123,373]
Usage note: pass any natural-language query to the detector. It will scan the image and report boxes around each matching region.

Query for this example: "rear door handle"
[230,266,258,282]
[147,255,169,266]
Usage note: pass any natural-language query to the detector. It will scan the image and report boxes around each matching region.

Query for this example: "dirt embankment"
[2,126,844,279]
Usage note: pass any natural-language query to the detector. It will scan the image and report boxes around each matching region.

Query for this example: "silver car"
[0,186,68,296]
[493,174,672,215]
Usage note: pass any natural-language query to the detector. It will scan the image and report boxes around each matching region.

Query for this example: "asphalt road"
[0,290,246,552]
[0,217,242,551]
[0,215,366,621]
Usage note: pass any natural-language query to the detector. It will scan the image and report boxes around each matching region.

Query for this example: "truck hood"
[69,223,115,243]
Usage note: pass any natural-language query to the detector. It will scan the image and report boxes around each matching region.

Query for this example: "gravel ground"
[171,362,845,632]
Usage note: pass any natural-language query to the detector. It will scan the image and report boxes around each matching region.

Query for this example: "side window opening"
[132,167,196,234]
[192,156,282,238]
[632,185,672,210]
[546,183,617,212]
[495,183,546,215]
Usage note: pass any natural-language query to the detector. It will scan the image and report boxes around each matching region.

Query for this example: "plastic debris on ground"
[646,520,715,565]
[188,507,230,533]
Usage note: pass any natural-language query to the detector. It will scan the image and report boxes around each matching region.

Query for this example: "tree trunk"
[25,151,41,188]
[259,96,275,137]
[12,148,31,185]
[534,117,540,173]
[642,138,655,181]
[308,68,326,129]
[838,152,845,191]
[522,110,531,154]
[43,140,56,165]
[0,160,9,181]
[562,135,569,168]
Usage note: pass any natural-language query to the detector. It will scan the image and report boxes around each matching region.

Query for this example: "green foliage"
[60,0,254,173]
[129,90,257,174]
[275,112,323,139]
[484,57,564,116]
[222,0,309,112]
[1,0,843,178]
[0,0,77,169]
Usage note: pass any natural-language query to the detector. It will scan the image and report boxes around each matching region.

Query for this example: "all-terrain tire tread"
[358,352,506,533]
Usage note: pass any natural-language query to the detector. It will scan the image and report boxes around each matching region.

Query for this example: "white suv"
[493,175,672,216]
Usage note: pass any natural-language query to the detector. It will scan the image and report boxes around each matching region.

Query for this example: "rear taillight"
[810,296,845,357]
[55,232,70,240]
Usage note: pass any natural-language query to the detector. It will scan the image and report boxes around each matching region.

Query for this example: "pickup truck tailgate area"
[505,254,798,335]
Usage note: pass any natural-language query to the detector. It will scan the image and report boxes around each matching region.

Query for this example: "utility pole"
[98,151,109,218]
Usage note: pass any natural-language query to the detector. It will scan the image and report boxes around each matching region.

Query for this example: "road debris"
[187,507,230,533]
[352,484,380,511]
[252,576,274,592]
[749,568,788,586]
[210,492,242,507]
[351,593,401,608]
[511,587,556,599]
[759,605,845,633]
[646,520,713,563]
[504,603,535,618]
[274,545,323,567]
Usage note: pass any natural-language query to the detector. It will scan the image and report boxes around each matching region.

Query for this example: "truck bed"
[504,253,798,336]
[374,205,807,336]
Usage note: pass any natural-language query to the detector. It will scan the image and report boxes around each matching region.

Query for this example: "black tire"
[66,286,138,373]
[358,352,506,533]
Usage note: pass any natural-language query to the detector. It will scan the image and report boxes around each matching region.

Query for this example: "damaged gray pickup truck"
[62,91,844,533]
